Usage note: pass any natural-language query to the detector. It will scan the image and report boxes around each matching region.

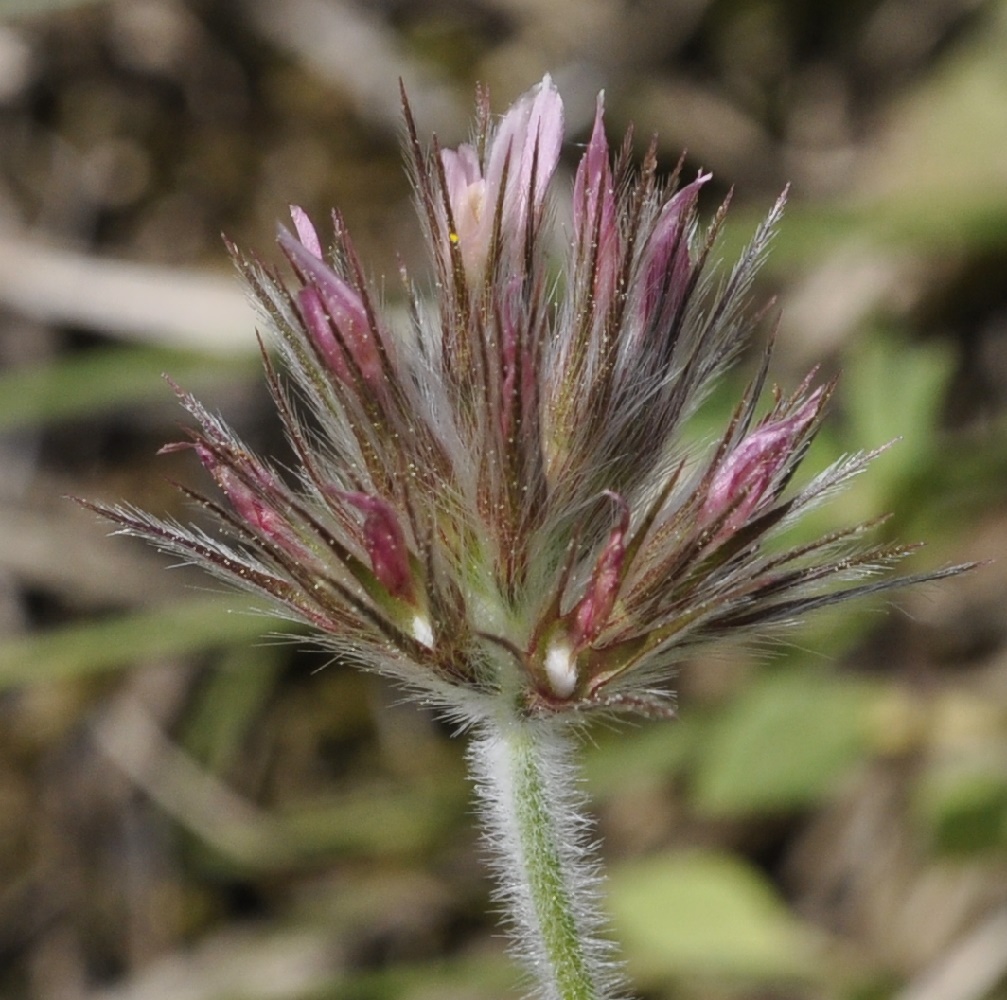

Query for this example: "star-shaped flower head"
[83,76,970,723]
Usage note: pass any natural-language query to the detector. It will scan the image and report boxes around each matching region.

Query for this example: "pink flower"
[85,77,970,721]
[439,75,563,281]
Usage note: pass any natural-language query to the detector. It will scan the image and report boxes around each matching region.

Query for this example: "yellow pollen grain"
[449,231,460,244]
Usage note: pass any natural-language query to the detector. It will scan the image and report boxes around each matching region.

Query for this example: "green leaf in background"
[855,2,1007,242]
[914,758,1007,856]
[0,595,301,689]
[585,713,701,798]
[845,334,952,460]
[692,669,877,815]
[608,850,821,984]
[330,952,515,1000]
[840,332,956,525]
[726,4,1007,268]
[0,345,256,432]
[179,643,284,774]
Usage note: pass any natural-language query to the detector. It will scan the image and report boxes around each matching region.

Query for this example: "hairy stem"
[468,713,621,1000]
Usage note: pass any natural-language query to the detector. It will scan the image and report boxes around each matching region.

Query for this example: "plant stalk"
[468,712,620,1000]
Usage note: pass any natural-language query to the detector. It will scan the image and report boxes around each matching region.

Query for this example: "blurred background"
[0,0,1005,998]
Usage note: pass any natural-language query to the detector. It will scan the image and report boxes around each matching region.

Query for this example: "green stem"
[468,713,620,1000]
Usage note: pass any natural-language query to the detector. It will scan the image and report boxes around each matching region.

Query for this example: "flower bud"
[189,443,307,559]
[702,391,822,534]
[569,494,629,647]
[640,173,709,326]
[573,93,620,310]
[339,491,415,602]
[281,215,382,386]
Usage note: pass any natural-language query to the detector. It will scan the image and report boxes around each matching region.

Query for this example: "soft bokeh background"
[0,1,1005,998]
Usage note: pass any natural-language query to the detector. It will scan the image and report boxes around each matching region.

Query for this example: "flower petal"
[340,491,415,600]
[702,388,824,532]
[570,494,630,646]
[573,93,620,309]
[290,205,323,259]
[280,227,382,385]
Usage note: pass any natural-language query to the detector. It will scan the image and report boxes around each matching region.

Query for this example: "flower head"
[83,77,970,722]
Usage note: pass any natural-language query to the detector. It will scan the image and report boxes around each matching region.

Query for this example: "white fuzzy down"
[544,638,577,698]
[411,612,434,648]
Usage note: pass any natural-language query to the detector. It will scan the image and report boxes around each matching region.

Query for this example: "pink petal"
[280,227,382,385]
[436,76,563,282]
[641,173,710,322]
[516,72,565,208]
[573,93,620,306]
[340,492,414,600]
[290,205,323,259]
[194,444,303,555]
[440,144,482,201]
[571,493,630,646]
[486,74,564,232]
[439,144,488,270]
[702,389,823,532]
[298,286,350,384]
